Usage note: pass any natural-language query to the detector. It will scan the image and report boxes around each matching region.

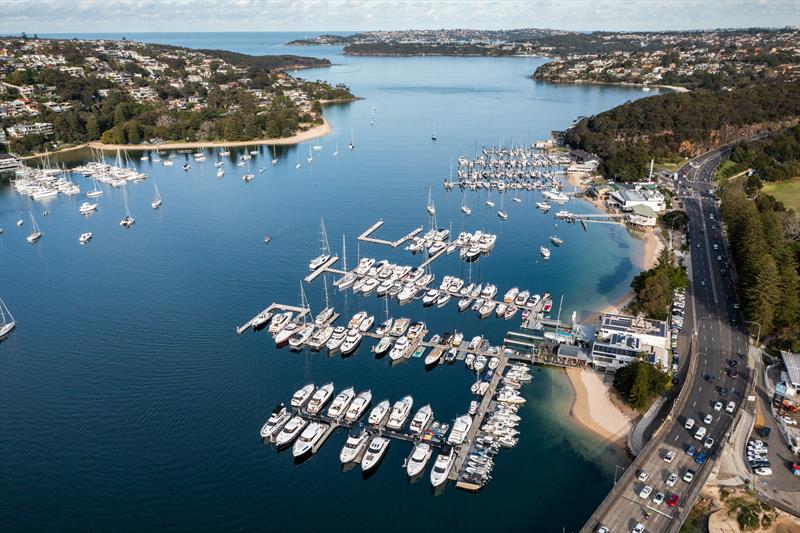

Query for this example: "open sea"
[1,32,665,532]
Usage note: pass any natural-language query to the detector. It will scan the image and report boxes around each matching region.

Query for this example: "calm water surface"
[1,32,662,531]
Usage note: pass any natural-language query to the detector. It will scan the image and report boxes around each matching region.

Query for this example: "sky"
[0,0,797,34]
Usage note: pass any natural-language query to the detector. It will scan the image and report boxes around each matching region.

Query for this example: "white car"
[684,418,695,430]
[703,414,713,424]
[754,467,773,476]
[653,492,665,505]
[632,523,645,533]
[666,472,678,487]
[637,470,649,482]
[726,401,736,413]
[664,450,676,463]
[683,470,695,483]
[639,485,653,499]
[781,416,797,426]
[704,437,715,449]
[713,401,723,411]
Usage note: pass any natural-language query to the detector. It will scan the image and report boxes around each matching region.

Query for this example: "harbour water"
[1,33,664,531]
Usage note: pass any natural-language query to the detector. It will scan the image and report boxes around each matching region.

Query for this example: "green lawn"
[761,178,800,211]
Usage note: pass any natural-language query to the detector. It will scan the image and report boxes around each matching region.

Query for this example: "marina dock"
[236,302,310,334]
[357,219,423,248]
[303,255,341,283]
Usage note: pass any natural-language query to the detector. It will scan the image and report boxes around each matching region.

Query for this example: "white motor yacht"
[430,449,455,487]
[326,387,356,418]
[251,310,273,331]
[305,382,334,414]
[309,254,331,270]
[307,326,334,351]
[371,336,393,356]
[358,315,375,333]
[267,312,293,334]
[292,421,329,458]
[340,328,363,356]
[540,245,551,259]
[274,322,300,346]
[288,324,315,351]
[79,232,93,244]
[339,427,370,464]
[422,289,439,306]
[260,403,291,441]
[389,336,410,361]
[408,404,433,435]
[79,202,98,214]
[326,326,347,352]
[368,399,391,426]
[290,384,315,408]
[503,287,519,303]
[405,442,433,478]
[274,416,308,449]
[344,390,372,423]
[375,318,393,335]
[386,396,413,430]
[347,311,367,330]
[361,436,390,472]
[397,284,417,304]
[390,318,410,337]
[447,415,473,445]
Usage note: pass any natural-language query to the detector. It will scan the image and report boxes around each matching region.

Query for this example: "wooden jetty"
[357,219,423,248]
[303,255,341,283]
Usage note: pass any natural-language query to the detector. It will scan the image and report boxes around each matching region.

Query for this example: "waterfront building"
[626,204,658,227]
[608,186,666,213]
[589,313,670,371]
[6,122,53,138]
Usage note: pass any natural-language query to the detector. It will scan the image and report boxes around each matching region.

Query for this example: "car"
[730,369,739,378]
[653,492,665,505]
[632,523,645,533]
[729,359,738,368]
[701,281,706,286]
[719,386,729,396]
[664,450,676,463]
[683,470,695,483]
[760,427,771,439]
[696,243,701,248]
[667,494,680,507]
[710,214,714,220]
[717,255,722,261]
[704,414,713,424]
[704,437,715,449]
[726,401,736,413]
[686,445,697,456]
[713,243,719,250]
[733,303,740,309]
[754,467,773,476]
[596,527,609,533]
[639,485,653,499]
[714,401,723,411]
[637,470,649,482]
[666,473,678,487]
[685,418,695,430]
[695,452,707,464]
[694,426,707,440]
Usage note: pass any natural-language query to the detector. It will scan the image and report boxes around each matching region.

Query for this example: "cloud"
[0,0,797,34]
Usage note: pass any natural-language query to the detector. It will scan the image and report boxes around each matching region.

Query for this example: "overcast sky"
[1,0,797,34]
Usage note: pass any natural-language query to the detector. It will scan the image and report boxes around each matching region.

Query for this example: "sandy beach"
[565,367,633,445]
[22,119,332,160]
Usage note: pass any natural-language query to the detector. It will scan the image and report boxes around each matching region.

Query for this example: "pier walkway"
[236,302,310,334]
[357,219,423,248]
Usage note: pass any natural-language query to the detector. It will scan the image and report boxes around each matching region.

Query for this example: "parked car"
[726,401,736,413]
[683,470,695,483]
[714,401,723,411]
[704,414,713,424]
[664,450,676,463]
[637,470,649,482]
[754,467,773,476]
[704,437,715,449]
[667,494,680,507]
[666,473,678,487]
[653,492,665,505]
[639,485,653,499]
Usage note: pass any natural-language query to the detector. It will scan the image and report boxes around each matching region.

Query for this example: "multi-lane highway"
[583,146,753,533]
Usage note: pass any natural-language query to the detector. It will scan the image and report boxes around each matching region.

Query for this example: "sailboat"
[151,183,162,209]
[431,125,437,141]
[426,188,436,216]
[295,151,301,169]
[486,190,495,208]
[498,193,508,220]
[332,142,339,157]
[26,211,42,242]
[549,224,564,246]
[271,145,278,165]
[307,146,313,163]
[120,197,135,228]
[461,191,471,216]
[313,137,323,151]
[243,158,255,181]
[540,245,551,259]
[309,218,332,270]
[16,210,23,226]
[87,179,103,198]
[0,297,16,338]
[348,129,355,150]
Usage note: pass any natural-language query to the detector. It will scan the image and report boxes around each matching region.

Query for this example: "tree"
[86,114,100,140]
[127,121,141,144]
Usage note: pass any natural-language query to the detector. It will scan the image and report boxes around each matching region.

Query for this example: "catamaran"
[426,188,435,216]
[151,183,162,209]
[0,297,16,338]
[26,211,42,243]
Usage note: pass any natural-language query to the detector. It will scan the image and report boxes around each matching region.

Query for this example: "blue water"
[1,32,662,531]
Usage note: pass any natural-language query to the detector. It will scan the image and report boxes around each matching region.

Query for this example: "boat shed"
[781,350,800,389]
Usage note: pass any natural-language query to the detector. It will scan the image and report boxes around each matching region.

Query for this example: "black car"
[720,386,729,396]
[760,427,771,439]
[730,369,739,378]
[729,359,739,368]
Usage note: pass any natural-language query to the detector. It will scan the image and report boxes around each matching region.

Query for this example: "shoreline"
[564,367,633,447]
[22,117,333,160]
[531,76,690,93]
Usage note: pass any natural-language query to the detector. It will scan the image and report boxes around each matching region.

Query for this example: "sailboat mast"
[342,235,347,272]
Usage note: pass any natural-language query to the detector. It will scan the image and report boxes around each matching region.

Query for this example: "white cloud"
[0,0,797,33]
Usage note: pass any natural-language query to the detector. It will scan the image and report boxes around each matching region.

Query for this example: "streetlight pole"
[744,320,761,347]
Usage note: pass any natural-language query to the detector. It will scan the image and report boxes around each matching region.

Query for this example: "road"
[583,146,753,533]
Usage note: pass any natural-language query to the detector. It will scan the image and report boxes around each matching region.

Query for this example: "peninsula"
[0,37,354,156]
